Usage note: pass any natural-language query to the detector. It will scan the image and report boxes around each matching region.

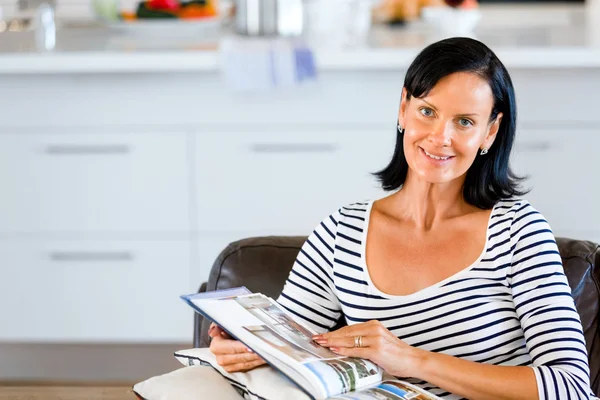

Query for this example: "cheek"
[402,129,420,158]
[454,129,488,154]
[402,119,428,145]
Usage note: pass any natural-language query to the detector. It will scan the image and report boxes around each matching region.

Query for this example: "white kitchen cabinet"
[511,129,600,237]
[0,65,599,347]
[195,129,394,235]
[511,69,600,124]
[0,239,193,342]
[0,132,190,234]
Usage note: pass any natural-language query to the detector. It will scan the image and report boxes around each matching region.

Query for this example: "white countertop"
[1,4,600,74]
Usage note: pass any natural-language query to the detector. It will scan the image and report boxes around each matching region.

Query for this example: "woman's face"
[399,72,503,185]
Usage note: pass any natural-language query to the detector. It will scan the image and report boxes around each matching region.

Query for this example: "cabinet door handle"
[249,143,339,154]
[44,144,131,155]
[48,251,134,262]
[517,141,552,152]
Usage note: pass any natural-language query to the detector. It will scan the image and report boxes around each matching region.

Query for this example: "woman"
[209,37,597,400]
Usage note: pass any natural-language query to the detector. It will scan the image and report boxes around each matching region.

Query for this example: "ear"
[398,88,409,128]
[483,112,503,150]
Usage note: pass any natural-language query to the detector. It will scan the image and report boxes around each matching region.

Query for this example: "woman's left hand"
[312,320,426,378]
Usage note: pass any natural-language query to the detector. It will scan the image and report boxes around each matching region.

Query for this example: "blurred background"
[0,0,599,392]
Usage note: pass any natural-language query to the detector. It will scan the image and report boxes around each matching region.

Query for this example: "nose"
[427,121,452,147]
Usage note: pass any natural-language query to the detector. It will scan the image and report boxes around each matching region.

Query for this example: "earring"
[480,148,489,155]
[397,124,404,133]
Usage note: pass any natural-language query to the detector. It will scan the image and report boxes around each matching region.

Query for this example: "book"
[181,288,442,400]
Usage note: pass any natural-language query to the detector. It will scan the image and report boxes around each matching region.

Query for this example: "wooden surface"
[0,384,138,400]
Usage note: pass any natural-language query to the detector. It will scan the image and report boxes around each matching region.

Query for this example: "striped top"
[277,199,597,400]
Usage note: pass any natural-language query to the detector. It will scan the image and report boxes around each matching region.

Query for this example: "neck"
[390,171,469,231]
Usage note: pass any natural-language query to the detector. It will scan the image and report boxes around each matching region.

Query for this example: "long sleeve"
[276,210,343,333]
[509,201,596,399]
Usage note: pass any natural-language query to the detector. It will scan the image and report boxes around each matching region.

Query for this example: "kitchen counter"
[1,4,600,73]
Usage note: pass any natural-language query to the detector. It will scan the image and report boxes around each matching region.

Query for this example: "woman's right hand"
[208,323,267,373]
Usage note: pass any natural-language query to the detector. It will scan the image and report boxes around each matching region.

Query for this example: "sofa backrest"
[194,236,600,393]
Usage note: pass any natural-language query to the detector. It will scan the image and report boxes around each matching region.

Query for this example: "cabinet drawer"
[195,130,393,234]
[0,239,193,342]
[512,70,600,124]
[0,132,190,233]
[511,129,600,233]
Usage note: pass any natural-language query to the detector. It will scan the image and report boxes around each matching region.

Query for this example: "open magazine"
[181,288,441,400]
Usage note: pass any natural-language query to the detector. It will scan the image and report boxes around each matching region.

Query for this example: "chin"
[414,169,460,185]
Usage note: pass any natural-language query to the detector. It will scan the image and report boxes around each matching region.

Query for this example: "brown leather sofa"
[193,236,600,394]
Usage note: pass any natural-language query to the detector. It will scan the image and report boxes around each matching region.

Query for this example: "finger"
[318,335,376,349]
[208,323,232,338]
[312,326,353,342]
[208,323,220,338]
[223,359,267,373]
[314,321,383,340]
[215,352,264,367]
[220,330,233,339]
[328,346,372,359]
[209,337,252,355]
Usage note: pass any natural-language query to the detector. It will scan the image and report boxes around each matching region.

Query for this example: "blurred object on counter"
[131,0,217,19]
[444,0,478,8]
[34,2,55,50]
[92,0,221,37]
[234,0,303,37]
[104,17,220,37]
[220,36,316,91]
[421,4,480,37]
[372,0,444,24]
[93,0,219,21]
[303,0,374,48]
[92,0,120,20]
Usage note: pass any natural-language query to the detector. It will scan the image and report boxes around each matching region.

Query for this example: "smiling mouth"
[420,147,455,161]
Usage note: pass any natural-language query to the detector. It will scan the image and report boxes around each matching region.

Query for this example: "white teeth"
[424,149,450,160]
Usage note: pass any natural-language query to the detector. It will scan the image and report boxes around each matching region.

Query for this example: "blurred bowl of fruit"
[420,0,480,37]
[92,0,220,36]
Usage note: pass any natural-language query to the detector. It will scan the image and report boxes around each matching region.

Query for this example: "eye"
[419,107,434,117]
[458,118,473,127]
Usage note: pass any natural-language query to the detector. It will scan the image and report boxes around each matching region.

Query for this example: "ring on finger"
[353,335,364,348]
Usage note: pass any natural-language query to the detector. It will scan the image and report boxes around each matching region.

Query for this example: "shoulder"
[491,198,549,226]
[312,200,372,238]
[337,201,372,222]
[491,199,557,251]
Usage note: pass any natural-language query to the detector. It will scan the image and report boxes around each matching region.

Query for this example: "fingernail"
[220,332,227,338]
[246,348,253,353]
[330,347,340,353]
[314,338,327,344]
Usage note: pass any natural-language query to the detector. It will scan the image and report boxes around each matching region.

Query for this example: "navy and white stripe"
[277,199,597,400]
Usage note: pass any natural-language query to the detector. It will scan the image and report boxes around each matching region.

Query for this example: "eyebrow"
[420,99,480,117]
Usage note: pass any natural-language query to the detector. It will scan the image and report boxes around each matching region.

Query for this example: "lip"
[419,147,455,164]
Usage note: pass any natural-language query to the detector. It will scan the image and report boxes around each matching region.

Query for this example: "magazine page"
[182,291,383,399]
[327,379,443,400]
[183,292,324,398]
[235,294,382,397]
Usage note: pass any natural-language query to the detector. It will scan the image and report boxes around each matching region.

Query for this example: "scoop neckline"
[359,199,498,300]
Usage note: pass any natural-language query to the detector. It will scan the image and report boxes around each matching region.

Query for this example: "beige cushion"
[174,348,310,400]
[133,364,243,400]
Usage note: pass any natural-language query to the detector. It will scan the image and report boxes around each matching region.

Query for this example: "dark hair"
[373,37,526,209]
